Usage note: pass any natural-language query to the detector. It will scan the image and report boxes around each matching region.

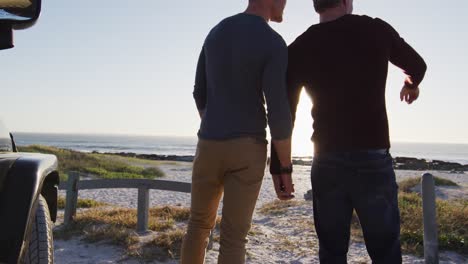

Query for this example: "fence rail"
[58,172,191,234]
[58,178,191,192]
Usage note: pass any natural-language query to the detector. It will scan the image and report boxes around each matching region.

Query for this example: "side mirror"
[0,0,42,50]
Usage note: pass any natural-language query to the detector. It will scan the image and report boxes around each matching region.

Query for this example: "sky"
[1,0,468,149]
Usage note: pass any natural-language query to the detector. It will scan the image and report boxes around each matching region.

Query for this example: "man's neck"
[245,4,270,22]
[319,8,348,23]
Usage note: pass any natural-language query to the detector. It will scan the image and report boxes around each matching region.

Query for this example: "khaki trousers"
[180,138,267,264]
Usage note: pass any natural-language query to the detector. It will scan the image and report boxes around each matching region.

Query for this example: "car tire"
[22,195,54,264]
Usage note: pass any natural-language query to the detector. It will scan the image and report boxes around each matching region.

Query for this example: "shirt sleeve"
[379,18,427,87]
[285,41,304,127]
[263,38,293,141]
[193,47,207,111]
[270,40,304,174]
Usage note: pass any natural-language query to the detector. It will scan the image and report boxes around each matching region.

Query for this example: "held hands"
[271,138,294,200]
[400,85,420,104]
[272,173,295,200]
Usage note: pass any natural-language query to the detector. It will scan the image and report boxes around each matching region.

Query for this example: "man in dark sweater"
[181,0,295,263]
[270,0,427,263]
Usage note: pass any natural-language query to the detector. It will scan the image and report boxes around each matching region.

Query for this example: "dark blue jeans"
[311,150,402,264]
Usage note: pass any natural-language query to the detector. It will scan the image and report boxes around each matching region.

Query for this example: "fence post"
[64,172,80,226]
[137,187,150,234]
[422,173,439,264]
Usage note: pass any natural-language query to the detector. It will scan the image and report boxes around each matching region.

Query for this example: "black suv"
[0,123,59,264]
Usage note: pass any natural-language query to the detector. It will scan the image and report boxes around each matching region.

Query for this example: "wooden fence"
[58,172,190,233]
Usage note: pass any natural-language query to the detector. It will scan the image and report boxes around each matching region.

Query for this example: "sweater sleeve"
[193,46,207,111]
[263,38,293,140]
[378,18,427,87]
[270,40,304,174]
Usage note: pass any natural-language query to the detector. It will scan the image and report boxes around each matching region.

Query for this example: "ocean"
[12,132,468,165]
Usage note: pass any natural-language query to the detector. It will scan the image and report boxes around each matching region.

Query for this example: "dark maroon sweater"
[270,14,427,173]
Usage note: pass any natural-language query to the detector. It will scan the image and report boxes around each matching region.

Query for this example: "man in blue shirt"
[181,0,295,263]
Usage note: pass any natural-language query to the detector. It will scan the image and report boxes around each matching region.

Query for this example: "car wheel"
[22,195,54,264]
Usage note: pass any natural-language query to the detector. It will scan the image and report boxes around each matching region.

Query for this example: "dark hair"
[313,0,342,13]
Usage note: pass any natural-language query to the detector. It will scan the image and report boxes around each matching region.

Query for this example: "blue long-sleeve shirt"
[193,13,292,141]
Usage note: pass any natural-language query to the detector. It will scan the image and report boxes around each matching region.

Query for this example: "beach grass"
[259,193,467,256]
[433,177,459,187]
[140,229,186,260]
[54,205,191,259]
[18,145,164,181]
[398,192,467,255]
[259,199,304,215]
[56,206,190,234]
[399,176,459,193]
[82,225,140,247]
[57,196,108,209]
[101,154,181,166]
[351,192,467,255]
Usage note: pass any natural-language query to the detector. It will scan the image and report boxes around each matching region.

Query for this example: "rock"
[94,151,195,163]
[94,151,467,172]
[393,157,466,172]
[304,189,313,201]
[295,156,467,172]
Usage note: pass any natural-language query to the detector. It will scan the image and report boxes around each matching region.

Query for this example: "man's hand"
[272,173,295,200]
[400,85,420,104]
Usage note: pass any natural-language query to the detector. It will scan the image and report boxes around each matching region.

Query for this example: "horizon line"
[11,131,468,146]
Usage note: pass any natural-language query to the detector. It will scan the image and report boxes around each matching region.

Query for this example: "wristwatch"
[279,164,293,174]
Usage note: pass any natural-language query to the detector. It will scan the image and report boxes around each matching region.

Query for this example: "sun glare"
[292,89,314,158]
